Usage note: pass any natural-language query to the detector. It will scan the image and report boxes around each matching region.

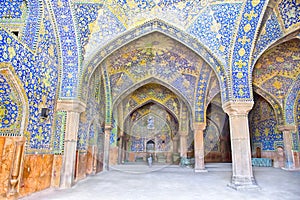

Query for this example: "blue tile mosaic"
[51,0,80,98]
[253,11,283,64]
[195,63,212,122]
[53,111,66,154]
[250,96,283,151]
[80,20,229,105]
[278,0,300,30]
[230,0,267,100]
[0,27,59,153]
[76,4,126,60]
[78,67,105,150]
[188,3,242,67]
[286,75,300,124]
[0,72,22,135]
[21,0,41,49]
[73,3,102,57]
[0,0,24,19]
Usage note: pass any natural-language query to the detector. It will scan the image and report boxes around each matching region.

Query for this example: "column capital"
[222,101,254,116]
[173,135,180,141]
[57,100,86,113]
[278,125,296,132]
[105,125,112,131]
[194,122,206,131]
[179,131,188,136]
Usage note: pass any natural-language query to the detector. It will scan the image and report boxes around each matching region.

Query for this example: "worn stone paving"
[20,164,300,200]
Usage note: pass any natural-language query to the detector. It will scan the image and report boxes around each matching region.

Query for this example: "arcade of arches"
[0,0,299,198]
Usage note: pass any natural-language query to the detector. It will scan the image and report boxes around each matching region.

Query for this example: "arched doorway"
[198,94,231,163]
[115,83,191,165]
[79,31,222,170]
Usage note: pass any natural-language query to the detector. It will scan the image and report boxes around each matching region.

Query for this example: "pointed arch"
[253,85,284,125]
[112,77,193,121]
[123,100,179,127]
[251,30,300,73]
[0,63,28,136]
[79,19,229,103]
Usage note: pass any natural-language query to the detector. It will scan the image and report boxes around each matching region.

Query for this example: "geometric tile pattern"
[195,63,212,122]
[253,85,284,125]
[250,96,283,151]
[188,3,242,66]
[123,83,180,120]
[0,68,24,136]
[292,132,299,151]
[253,39,300,125]
[110,116,117,145]
[286,74,300,124]
[104,0,208,29]
[73,3,102,57]
[77,4,126,60]
[51,0,80,98]
[0,28,59,153]
[106,32,199,108]
[253,40,300,86]
[53,111,66,154]
[253,11,283,63]
[230,0,267,100]
[278,0,300,30]
[21,0,41,49]
[1,0,299,155]
[78,67,104,150]
[0,0,24,19]
[261,76,294,100]
[103,69,112,125]
[37,1,59,66]
[80,20,228,103]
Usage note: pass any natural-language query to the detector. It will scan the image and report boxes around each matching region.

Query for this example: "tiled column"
[103,126,112,171]
[223,102,259,190]
[57,100,86,189]
[278,125,296,170]
[194,123,207,172]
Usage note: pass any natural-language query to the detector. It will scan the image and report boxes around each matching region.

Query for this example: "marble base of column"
[228,176,260,190]
[60,140,77,189]
[194,169,208,173]
[194,123,207,173]
[281,162,300,171]
[278,125,297,171]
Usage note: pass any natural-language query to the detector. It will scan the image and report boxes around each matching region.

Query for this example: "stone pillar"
[121,136,127,164]
[194,123,207,172]
[103,126,111,171]
[57,100,86,189]
[179,132,188,158]
[118,135,123,164]
[278,125,296,170]
[118,129,125,164]
[223,101,259,190]
[173,136,179,153]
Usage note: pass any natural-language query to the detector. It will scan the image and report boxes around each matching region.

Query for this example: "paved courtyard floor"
[21,163,300,200]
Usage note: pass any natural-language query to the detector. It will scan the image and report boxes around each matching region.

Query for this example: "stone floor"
[21,163,300,200]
